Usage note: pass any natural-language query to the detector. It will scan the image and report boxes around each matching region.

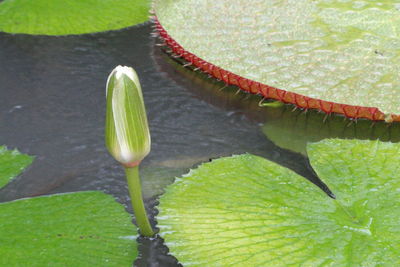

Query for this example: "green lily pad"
[0,0,149,35]
[158,139,400,266]
[0,146,33,189]
[155,0,400,119]
[0,147,137,265]
[0,191,138,266]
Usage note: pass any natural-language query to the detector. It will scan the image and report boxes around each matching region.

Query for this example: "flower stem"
[124,165,154,237]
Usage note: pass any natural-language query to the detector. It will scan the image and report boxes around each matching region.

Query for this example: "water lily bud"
[105,66,151,167]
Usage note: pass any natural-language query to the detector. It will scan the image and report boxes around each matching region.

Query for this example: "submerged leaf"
[155,0,400,120]
[0,0,149,35]
[0,191,138,266]
[158,139,400,266]
[0,146,33,189]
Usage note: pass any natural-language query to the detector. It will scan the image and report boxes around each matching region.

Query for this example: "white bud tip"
[106,65,139,97]
[114,65,137,81]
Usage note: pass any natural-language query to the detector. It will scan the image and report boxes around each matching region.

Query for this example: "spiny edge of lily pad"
[152,16,399,123]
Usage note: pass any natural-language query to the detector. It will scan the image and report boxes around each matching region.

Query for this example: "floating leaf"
[0,0,150,35]
[158,139,400,266]
[0,147,138,264]
[0,191,138,266]
[155,0,400,121]
[0,146,33,189]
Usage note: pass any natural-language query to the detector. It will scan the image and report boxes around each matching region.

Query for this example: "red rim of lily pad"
[153,17,399,122]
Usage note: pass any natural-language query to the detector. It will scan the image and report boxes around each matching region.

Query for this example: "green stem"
[125,165,154,237]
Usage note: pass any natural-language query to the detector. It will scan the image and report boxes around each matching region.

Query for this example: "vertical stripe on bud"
[105,66,151,167]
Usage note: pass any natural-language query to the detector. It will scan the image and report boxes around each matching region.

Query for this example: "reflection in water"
[152,46,267,123]
[153,46,400,156]
[263,108,400,156]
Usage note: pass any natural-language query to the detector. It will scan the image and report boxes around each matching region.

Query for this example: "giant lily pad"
[0,146,33,189]
[155,0,400,121]
[0,0,149,35]
[158,139,400,266]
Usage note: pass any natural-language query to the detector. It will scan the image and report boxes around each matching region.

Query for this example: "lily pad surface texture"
[0,147,138,266]
[155,0,400,121]
[0,0,149,35]
[158,139,400,266]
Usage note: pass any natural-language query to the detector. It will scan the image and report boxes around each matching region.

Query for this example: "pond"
[1,22,399,266]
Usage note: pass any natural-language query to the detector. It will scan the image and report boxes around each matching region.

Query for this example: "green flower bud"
[105,66,151,167]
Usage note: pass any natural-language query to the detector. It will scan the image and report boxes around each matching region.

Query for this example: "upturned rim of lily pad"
[153,17,399,122]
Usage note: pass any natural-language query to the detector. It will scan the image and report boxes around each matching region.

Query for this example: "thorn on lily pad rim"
[153,18,399,123]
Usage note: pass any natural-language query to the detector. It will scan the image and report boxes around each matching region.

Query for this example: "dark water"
[1,23,399,266]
